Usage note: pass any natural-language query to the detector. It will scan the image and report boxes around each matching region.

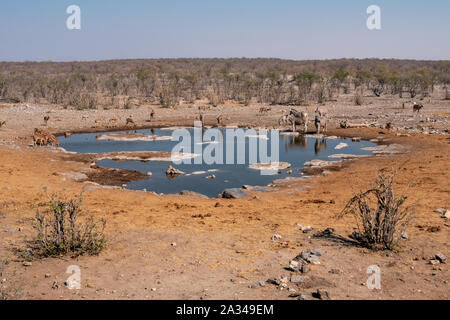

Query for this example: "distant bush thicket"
[25,193,106,258]
[0,58,448,108]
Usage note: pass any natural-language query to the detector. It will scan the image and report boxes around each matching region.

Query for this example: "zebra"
[289,108,308,133]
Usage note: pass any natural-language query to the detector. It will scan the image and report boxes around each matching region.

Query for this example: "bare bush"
[338,168,414,250]
[354,89,364,106]
[25,193,106,258]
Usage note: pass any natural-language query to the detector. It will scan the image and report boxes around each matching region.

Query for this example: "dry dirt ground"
[0,93,449,300]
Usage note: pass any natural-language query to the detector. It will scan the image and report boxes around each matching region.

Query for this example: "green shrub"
[28,193,106,258]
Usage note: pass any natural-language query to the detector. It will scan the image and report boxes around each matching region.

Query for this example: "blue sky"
[0,0,449,61]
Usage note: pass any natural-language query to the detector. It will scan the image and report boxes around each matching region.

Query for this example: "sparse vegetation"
[0,59,448,108]
[25,193,106,258]
[338,168,414,250]
[354,89,364,106]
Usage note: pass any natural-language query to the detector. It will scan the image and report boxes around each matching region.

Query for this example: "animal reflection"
[314,138,327,154]
[285,135,308,150]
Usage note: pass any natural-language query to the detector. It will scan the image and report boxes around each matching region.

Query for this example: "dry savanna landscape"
[0,58,449,300]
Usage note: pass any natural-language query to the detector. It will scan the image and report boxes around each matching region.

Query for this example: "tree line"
[0,58,448,109]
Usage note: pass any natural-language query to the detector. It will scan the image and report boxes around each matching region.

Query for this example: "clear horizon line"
[1,56,449,64]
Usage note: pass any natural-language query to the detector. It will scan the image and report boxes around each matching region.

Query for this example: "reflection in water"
[285,135,308,150]
[314,139,327,155]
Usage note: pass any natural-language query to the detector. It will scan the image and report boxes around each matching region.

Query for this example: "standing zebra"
[289,109,309,133]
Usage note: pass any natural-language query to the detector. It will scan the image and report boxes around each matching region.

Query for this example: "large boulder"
[179,190,209,199]
[220,188,248,199]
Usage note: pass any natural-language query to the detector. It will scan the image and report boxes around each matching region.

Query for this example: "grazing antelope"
[413,102,423,113]
[33,128,60,147]
[0,121,5,128]
[259,107,271,114]
[126,116,136,126]
[33,132,47,146]
[46,134,60,147]
[289,108,308,133]
[150,108,155,119]
[94,119,103,126]
[216,115,224,125]
[43,115,50,125]
[108,118,119,126]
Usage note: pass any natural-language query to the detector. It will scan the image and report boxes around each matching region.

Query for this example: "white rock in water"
[249,162,291,171]
[335,142,348,150]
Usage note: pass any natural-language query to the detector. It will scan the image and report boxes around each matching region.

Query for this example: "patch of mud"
[85,165,150,186]
[328,154,370,159]
[63,151,200,164]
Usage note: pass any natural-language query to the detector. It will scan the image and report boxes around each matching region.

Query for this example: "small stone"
[266,277,280,286]
[429,259,440,265]
[401,231,408,239]
[87,283,95,288]
[288,260,302,271]
[312,289,330,300]
[45,273,51,278]
[171,242,176,247]
[151,288,156,291]
[280,275,289,284]
[22,261,32,267]
[329,268,341,274]
[290,275,306,284]
[249,281,265,288]
[297,294,308,300]
[301,265,310,274]
[435,253,446,263]
[51,280,59,289]
[301,226,313,233]
[278,283,288,290]
[311,248,323,256]
[271,234,282,242]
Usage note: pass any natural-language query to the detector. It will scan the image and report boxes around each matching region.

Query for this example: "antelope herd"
[33,128,60,147]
